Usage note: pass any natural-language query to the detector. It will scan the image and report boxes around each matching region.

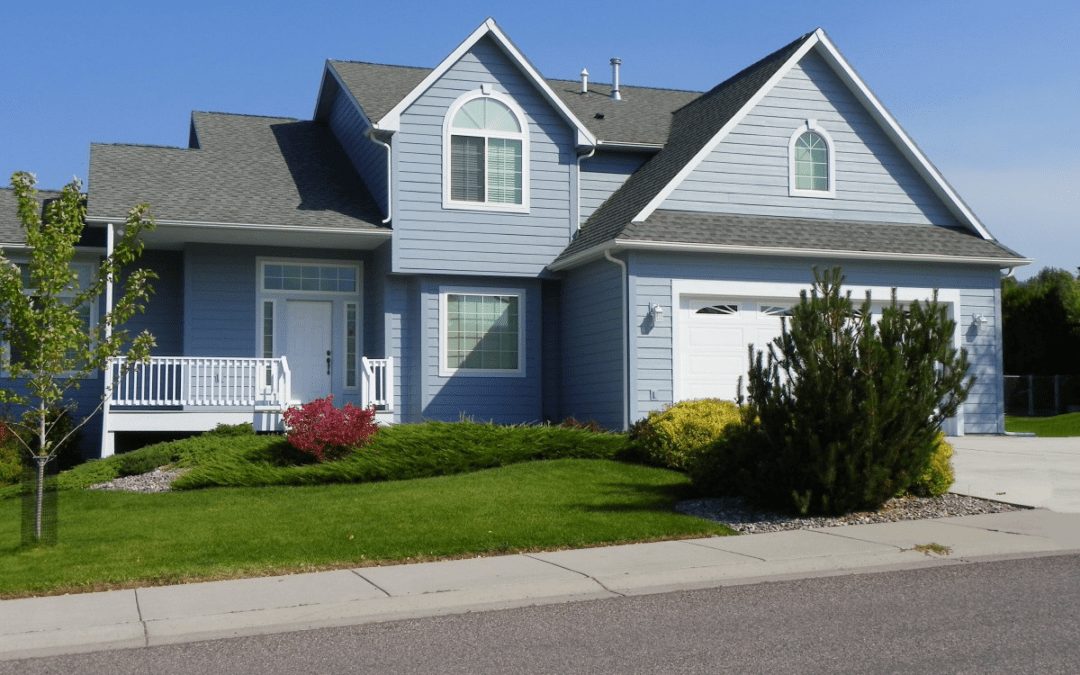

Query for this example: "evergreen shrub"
[710,268,971,515]
[630,398,741,471]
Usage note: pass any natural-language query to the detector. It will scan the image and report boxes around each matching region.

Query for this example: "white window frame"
[2,260,98,379]
[442,89,530,213]
[788,120,836,199]
[439,286,526,378]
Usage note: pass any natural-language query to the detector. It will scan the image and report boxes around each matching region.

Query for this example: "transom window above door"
[443,90,529,212]
[262,264,357,293]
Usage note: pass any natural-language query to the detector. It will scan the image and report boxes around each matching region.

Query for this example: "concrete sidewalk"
[3,508,1079,662]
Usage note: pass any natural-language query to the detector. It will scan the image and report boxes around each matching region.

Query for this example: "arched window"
[443,91,529,211]
[788,122,835,198]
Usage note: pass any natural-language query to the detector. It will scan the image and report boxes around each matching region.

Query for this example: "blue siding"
[393,36,575,277]
[418,275,544,424]
[628,252,1004,433]
[328,88,389,218]
[580,152,647,223]
[127,250,184,356]
[559,259,625,430]
[663,51,960,226]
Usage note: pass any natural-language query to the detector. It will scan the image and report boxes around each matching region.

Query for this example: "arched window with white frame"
[788,121,836,198]
[443,89,529,211]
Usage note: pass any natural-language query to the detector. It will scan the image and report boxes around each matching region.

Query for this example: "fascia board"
[84,216,394,238]
[613,238,1032,267]
[630,33,821,224]
[547,237,1031,272]
[811,30,993,240]
[375,19,597,147]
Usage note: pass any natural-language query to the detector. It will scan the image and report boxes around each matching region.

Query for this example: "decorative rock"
[675,493,1024,533]
[88,468,185,494]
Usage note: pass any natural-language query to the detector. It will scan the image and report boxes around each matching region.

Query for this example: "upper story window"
[443,90,530,212]
[788,121,836,198]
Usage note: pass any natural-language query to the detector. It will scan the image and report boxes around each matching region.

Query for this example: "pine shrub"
[724,268,971,515]
[630,399,741,471]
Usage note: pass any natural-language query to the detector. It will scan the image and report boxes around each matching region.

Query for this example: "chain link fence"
[1004,375,1080,417]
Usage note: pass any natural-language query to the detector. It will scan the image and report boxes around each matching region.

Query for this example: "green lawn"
[0,459,733,597]
[1005,412,1080,437]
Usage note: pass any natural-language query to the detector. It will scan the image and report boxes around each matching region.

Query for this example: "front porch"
[101,355,394,457]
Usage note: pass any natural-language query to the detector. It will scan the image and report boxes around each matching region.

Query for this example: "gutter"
[548,239,1032,273]
[84,217,393,238]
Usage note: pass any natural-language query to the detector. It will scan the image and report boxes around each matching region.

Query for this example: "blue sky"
[2,0,1075,279]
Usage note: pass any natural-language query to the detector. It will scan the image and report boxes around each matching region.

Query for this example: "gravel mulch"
[676,493,1026,534]
[87,468,186,494]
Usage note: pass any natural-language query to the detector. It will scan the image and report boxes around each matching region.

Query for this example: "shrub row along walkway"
[3,508,1079,662]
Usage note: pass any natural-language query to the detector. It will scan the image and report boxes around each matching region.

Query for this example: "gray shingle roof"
[327,61,702,146]
[619,210,1025,261]
[0,187,64,246]
[87,112,387,231]
[555,33,814,264]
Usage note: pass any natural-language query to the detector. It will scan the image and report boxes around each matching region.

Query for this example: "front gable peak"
[375,18,597,147]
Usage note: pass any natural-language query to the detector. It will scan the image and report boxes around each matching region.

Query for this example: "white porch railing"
[362,357,394,413]
[108,356,292,410]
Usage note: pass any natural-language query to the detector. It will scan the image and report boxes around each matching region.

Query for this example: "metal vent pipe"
[610,58,622,101]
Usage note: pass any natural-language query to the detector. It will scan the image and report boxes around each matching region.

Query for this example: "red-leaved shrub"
[282,396,378,462]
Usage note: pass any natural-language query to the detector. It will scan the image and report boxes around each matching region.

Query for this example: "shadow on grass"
[575,478,700,515]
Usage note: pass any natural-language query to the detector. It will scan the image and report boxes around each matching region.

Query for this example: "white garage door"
[677,296,794,402]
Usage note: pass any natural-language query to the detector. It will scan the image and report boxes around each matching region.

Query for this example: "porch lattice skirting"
[100,356,394,457]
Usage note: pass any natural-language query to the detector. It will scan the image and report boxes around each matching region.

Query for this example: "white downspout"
[365,128,392,224]
[604,248,629,430]
[575,147,595,232]
[100,223,116,457]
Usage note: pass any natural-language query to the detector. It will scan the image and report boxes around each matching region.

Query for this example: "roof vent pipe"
[580,68,589,94]
[610,58,622,101]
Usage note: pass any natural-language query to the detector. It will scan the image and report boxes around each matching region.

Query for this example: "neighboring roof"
[0,187,64,247]
[87,112,387,232]
[610,210,1026,263]
[555,32,813,263]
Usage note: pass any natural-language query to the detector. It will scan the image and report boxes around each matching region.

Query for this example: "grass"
[0,459,733,597]
[1005,412,1080,437]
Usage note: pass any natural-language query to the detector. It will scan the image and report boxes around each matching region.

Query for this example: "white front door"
[285,300,333,403]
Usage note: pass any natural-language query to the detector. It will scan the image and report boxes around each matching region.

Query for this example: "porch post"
[100,223,116,458]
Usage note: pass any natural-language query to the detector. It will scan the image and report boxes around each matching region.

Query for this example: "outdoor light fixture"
[972,313,988,330]
[649,302,664,323]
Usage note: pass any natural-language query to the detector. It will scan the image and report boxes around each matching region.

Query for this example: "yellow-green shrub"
[629,399,741,471]
[0,422,25,487]
[910,432,955,496]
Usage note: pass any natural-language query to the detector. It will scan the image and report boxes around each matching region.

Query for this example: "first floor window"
[442,291,523,375]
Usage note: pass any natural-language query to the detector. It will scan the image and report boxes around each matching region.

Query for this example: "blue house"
[6,19,1029,457]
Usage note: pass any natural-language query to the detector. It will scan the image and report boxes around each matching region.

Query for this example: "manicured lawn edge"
[1004,412,1080,437]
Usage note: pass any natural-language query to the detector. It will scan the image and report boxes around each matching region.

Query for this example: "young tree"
[0,172,157,542]
[731,268,972,515]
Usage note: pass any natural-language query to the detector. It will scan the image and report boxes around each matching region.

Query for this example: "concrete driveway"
[950,436,1080,512]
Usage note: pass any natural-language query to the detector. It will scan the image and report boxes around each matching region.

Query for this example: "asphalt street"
[5,553,1078,675]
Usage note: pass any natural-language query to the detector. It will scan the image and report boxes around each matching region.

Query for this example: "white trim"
[438,285,526,378]
[441,89,531,213]
[631,29,995,240]
[631,33,818,224]
[376,18,597,147]
[84,216,394,238]
[670,278,964,435]
[546,239,1031,272]
[788,121,836,198]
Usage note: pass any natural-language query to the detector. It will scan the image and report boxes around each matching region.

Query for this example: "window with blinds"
[446,93,526,208]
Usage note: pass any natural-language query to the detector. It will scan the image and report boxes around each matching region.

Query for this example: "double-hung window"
[3,262,96,376]
[444,91,529,211]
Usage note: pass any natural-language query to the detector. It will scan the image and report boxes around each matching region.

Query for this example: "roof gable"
[365,18,596,147]
[633,29,992,238]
